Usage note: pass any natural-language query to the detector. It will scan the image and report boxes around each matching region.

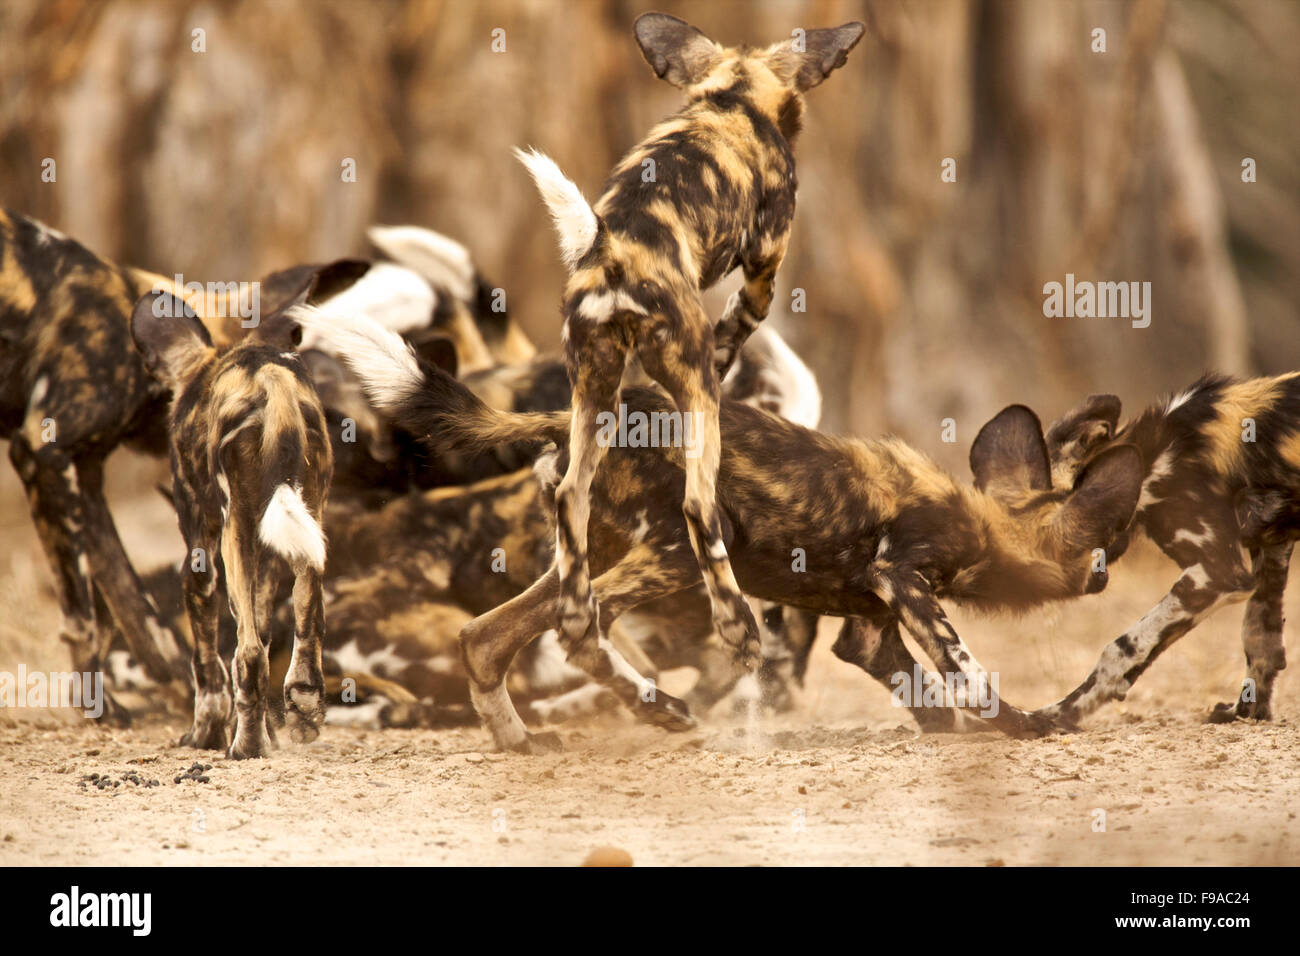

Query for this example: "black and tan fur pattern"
[0,209,332,722]
[1035,373,1300,729]
[131,291,333,758]
[305,311,1145,752]
[515,13,865,682]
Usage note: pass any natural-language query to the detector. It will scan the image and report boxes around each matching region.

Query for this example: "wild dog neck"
[710,401,1108,615]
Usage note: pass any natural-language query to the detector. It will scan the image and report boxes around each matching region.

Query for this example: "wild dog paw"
[96,691,134,729]
[226,711,276,759]
[506,730,564,755]
[717,617,762,672]
[635,690,695,733]
[1207,699,1270,724]
[283,682,326,743]
[179,720,229,751]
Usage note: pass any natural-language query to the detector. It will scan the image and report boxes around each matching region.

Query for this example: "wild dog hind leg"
[636,305,761,669]
[1210,540,1292,722]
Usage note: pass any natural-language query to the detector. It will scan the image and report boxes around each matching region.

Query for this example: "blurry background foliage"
[1,0,1297,465]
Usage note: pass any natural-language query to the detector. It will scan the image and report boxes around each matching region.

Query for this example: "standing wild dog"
[303,311,1143,752]
[131,291,332,758]
[1034,374,1300,729]
[0,208,346,721]
[514,13,865,679]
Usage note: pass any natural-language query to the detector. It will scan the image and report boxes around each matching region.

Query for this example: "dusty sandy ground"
[1,452,1297,866]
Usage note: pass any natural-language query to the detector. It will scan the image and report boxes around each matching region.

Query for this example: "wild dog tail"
[259,484,326,572]
[513,147,602,271]
[251,366,327,571]
[206,361,328,572]
[291,305,570,456]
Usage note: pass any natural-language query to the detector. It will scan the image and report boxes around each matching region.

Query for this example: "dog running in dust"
[131,291,333,759]
[300,309,1144,753]
[513,13,865,685]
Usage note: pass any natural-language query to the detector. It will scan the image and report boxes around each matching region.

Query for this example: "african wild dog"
[131,290,333,758]
[303,311,1144,752]
[514,13,865,682]
[0,209,340,722]
[1032,374,1300,729]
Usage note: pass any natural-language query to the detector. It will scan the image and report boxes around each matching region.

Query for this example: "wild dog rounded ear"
[970,404,1052,497]
[788,22,866,91]
[633,13,721,88]
[411,334,459,377]
[1059,444,1143,548]
[305,258,371,306]
[129,290,213,386]
[1046,394,1121,456]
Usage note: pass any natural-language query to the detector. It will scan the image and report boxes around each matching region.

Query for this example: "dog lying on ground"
[1033,374,1300,729]
[515,12,865,682]
[303,308,1144,752]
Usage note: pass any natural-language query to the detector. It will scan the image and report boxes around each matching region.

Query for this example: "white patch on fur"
[259,484,326,571]
[290,305,423,411]
[30,375,49,408]
[577,288,647,323]
[1136,450,1172,514]
[324,697,387,729]
[329,639,411,680]
[105,651,154,692]
[523,630,587,691]
[367,224,476,303]
[513,147,598,269]
[756,326,822,428]
[1165,389,1195,413]
[301,263,436,352]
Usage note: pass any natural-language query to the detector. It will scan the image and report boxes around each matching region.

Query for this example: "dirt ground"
[1,452,1297,866]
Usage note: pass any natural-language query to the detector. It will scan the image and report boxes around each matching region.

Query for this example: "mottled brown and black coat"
[1038,373,1300,728]
[515,13,865,683]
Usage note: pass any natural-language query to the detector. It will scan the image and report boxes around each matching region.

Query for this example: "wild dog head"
[968,404,1143,600]
[633,12,865,140]
[1042,392,1124,490]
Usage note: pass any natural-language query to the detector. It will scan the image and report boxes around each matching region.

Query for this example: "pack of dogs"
[1,13,1291,758]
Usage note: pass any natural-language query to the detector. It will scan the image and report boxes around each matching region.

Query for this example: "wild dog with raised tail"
[302,310,1143,752]
[1036,373,1300,729]
[132,291,333,758]
[514,12,865,683]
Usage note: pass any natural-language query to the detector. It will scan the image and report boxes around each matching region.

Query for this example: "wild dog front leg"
[831,617,960,732]
[177,531,232,750]
[886,573,1052,738]
[1038,560,1253,729]
[713,233,789,378]
[8,432,100,671]
[77,458,189,685]
[1210,540,1292,723]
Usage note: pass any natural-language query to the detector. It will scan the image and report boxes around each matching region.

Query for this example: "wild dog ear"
[248,260,371,351]
[130,291,214,387]
[1056,444,1143,551]
[634,13,722,88]
[305,258,372,305]
[970,405,1052,498]
[1045,393,1121,486]
[769,22,866,91]
[411,334,459,377]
